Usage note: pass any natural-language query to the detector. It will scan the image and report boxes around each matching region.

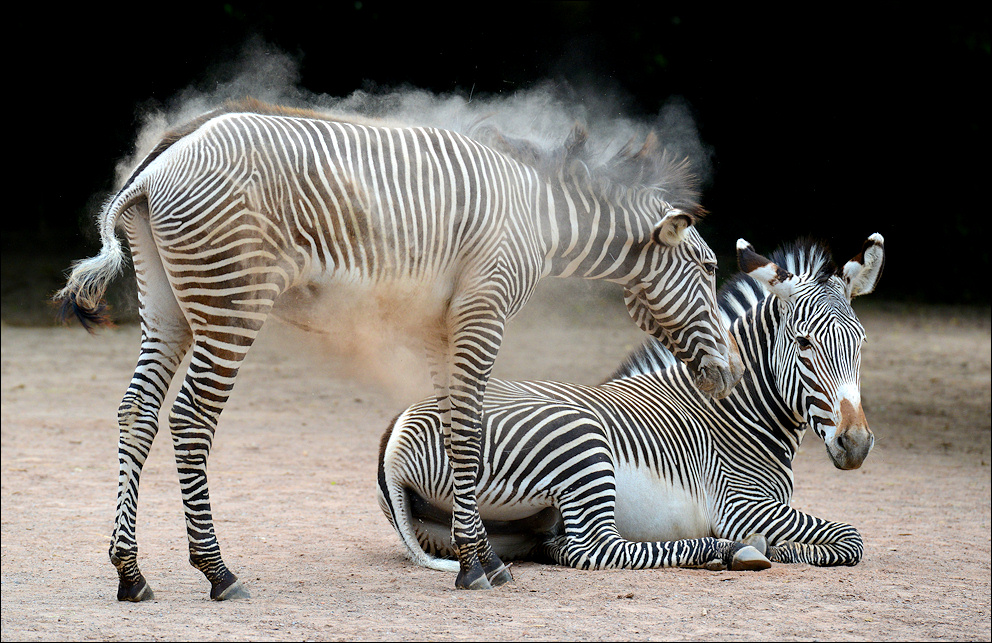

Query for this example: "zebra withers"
[55,98,743,599]
[378,234,884,572]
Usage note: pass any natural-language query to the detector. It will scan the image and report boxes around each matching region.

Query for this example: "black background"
[6,3,989,311]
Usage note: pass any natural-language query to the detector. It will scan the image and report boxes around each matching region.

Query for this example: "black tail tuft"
[53,292,114,333]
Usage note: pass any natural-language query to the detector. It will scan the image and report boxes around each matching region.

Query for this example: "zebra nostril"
[835,434,847,452]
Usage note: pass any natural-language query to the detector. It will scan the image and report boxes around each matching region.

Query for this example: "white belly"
[613,464,712,542]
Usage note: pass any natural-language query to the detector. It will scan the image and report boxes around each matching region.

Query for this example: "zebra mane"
[606,237,839,382]
[470,122,707,219]
[129,97,705,219]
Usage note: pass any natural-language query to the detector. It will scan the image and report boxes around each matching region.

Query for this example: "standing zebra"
[55,98,743,599]
[378,234,884,572]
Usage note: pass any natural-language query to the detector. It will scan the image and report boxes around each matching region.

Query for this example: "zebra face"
[624,215,744,399]
[780,289,873,470]
[739,234,885,470]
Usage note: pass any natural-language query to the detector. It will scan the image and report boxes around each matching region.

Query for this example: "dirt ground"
[2,281,990,641]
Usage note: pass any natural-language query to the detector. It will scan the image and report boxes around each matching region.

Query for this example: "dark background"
[5,3,989,323]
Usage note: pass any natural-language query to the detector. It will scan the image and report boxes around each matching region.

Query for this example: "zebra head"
[737,234,885,470]
[622,204,745,400]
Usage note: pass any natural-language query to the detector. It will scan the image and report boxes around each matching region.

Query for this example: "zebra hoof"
[742,533,769,557]
[458,573,494,590]
[211,574,251,601]
[486,563,513,587]
[456,559,494,590]
[117,577,155,602]
[731,545,771,571]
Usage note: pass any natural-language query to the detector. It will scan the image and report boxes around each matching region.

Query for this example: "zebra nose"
[831,426,873,470]
[830,399,873,470]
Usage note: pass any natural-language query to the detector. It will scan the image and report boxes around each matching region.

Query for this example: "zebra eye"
[702,262,717,276]
[796,335,813,350]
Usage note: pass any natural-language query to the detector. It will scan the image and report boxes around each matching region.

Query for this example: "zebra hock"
[54,99,743,600]
[378,234,884,572]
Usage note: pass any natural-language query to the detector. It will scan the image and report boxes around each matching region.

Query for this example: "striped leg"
[167,326,263,600]
[111,214,193,601]
[430,303,511,590]
[722,499,864,566]
[543,486,770,571]
[543,530,770,571]
[112,329,192,600]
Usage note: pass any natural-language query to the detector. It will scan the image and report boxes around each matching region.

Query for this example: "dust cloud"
[106,39,711,401]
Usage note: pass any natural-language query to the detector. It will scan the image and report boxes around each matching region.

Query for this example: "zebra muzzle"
[827,399,873,470]
[693,346,744,400]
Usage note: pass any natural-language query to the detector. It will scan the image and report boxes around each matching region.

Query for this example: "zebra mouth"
[825,427,874,470]
[693,350,745,399]
[827,448,866,470]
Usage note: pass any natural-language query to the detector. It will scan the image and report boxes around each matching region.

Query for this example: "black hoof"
[455,558,493,590]
[117,576,155,602]
[210,571,251,600]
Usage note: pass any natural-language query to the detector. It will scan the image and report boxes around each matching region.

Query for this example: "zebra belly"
[612,465,713,542]
[412,492,560,561]
[422,488,556,523]
[277,271,454,337]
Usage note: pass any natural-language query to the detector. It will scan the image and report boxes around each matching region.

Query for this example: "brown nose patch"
[839,398,868,432]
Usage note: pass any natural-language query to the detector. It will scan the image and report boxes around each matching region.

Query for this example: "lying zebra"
[377,234,884,573]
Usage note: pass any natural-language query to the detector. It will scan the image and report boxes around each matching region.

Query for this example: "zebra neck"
[538,178,651,281]
[716,302,807,465]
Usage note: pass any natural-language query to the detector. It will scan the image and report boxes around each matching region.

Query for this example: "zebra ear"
[652,210,693,246]
[737,239,797,300]
[842,233,885,300]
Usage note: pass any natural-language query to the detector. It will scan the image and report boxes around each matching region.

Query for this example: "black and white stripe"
[55,99,742,599]
[378,234,885,572]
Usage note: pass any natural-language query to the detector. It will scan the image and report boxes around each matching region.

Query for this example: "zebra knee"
[117,394,159,452]
[117,393,144,428]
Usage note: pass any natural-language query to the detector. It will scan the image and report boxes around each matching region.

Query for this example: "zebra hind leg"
[112,353,184,602]
[168,331,261,600]
[111,213,194,601]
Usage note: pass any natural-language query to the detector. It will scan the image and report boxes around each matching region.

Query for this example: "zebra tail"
[391,484,460,574]
[378,417,460,574]
[53,184,143,332]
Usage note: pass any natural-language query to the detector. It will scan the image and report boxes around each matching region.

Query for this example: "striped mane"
[236,96,708,219]
[607,237,839,382]
[125,97,705,221]
[472,122,705,219]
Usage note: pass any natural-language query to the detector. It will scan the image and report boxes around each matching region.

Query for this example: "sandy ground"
[1,281,990,641]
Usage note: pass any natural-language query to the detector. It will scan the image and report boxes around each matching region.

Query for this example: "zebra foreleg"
[765,525,864,567]
[542,503,771,572]
[542,532,769,571]
[723,501,864,566]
